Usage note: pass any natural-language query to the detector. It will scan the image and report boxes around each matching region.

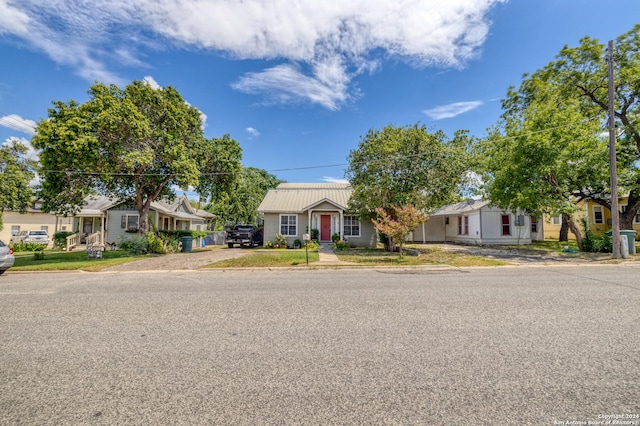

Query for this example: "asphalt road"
[1,266,639,425]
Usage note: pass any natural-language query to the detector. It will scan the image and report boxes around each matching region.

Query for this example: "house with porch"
[543,196,640,240]
[410,199,543,245]
[257,183,377,248]
[63,195,213,250]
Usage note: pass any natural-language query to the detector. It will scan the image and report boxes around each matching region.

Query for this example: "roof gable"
[258,183,352,213]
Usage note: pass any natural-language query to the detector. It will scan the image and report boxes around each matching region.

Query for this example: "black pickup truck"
[225,224,264,248]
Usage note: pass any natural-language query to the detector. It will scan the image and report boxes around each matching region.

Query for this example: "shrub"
[53,231,76,250]
[305,240,319,250]
[310,228,319,241]
[331,233,340,243]
[146,232,167,254]
[9,242,47,252]
[274,233,287,247]
[293,239,302,248]
[333,240,348,250]
[33,246,45,260]
[118,235,149,255]
[265,240,273,248]
[581,218,612,253]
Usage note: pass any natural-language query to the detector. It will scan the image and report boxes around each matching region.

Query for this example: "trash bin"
[620,230,637,255]
[180,236,193,253]
[606,230,637,255]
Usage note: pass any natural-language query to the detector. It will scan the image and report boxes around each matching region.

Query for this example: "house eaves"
[429,199,491,217]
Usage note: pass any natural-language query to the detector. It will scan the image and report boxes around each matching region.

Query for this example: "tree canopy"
[480,24,640,239]
[206,167,282,228]
[0,139,36,230]
[346,123,472,217]
[32,80,242,233]
[346,123,471,251]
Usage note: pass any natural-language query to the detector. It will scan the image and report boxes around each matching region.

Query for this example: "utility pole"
[607,40,621,259]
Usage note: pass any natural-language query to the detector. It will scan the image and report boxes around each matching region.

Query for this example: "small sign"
[303,233,310,241]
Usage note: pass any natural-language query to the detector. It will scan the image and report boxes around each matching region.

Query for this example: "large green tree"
[479,79,607,249]
[345,123,471,251]
[485,24,640,232]
[0,139,36,230]
[207,167,282,228]
[32,80,242,233]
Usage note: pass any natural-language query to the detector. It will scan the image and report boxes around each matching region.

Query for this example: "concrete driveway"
[101,247,250,272]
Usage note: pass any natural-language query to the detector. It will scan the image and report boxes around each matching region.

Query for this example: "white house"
[411,199,543,245]
[62,195,213,250]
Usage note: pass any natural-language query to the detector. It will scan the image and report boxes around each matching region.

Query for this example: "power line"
[16,115,602,177]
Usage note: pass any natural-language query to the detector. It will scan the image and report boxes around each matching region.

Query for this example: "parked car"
[225,224,264,248]
[10,230,50,246]
[0,240,15,275]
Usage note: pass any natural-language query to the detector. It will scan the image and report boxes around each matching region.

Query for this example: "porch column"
[308,210,312,239]
[101,213,106,245]
[339,210,344,240]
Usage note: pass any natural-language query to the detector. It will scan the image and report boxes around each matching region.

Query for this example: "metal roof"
[430,199,490,217]
[258,183,353,213]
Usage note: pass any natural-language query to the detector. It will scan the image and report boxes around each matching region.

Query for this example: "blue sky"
[1,0,639,187]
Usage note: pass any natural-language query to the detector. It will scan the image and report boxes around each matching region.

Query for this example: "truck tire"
[227,243,234,248]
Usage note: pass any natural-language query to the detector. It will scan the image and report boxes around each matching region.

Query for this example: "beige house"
[258,183,377,248]
[1,196,213,250]
[1,201,73,246]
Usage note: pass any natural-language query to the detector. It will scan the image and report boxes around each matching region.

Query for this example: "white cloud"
[423,101,484,120]
[143,76,161,89]
[3,0,504,108]
[0,114,37,135]
[2,136,40,162]
[246,127,260,138]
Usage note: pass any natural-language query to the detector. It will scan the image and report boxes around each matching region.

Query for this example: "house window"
[11,225,20,236]
[280,215,297,236]
[593,206,604,224]
[531,217,538,233]
[343,215,361,237]
[458,216,469,235]
[635,211,640,224]
[552,215,562,225]
[127,214,139,231]
[501,215,511,236]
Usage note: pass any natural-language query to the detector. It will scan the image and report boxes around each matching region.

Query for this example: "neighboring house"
[543,196,640,240]
[258,183,377,248]
[0,200,73,246]
[410,199,542,245]
[62,195,213,250]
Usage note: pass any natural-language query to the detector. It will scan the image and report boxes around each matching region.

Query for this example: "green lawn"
[336,247,507,267]
[11,250,143,272]
[205,249,320,268]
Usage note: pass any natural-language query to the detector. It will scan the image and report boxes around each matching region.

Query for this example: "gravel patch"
[101,247,251,272]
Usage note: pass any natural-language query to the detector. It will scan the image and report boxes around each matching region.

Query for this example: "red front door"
[320,215,332,241]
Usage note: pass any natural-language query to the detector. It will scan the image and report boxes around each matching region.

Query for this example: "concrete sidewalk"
[312,243,352,265]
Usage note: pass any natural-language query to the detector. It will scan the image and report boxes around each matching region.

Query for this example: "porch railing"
[86,231,103,248]
[66,233,80,251]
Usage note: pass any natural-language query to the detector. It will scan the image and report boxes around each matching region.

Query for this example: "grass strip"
[205,250,319,268]
[11,250,143,272]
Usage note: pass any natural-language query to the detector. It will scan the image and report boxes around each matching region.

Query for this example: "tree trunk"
[559,217,569,241]
[137,200,152,235]
[564,213,583,251]
[620,191,640,230]
[384,236,397,252]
